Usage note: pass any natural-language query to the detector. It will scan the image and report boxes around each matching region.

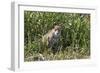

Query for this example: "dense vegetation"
[24,11,90,61]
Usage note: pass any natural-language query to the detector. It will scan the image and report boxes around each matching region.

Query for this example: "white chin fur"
[54,31,58,35]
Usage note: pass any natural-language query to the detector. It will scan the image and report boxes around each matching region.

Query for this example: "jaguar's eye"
[55,29,57,31]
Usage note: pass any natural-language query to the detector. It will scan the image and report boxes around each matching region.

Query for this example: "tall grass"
[24,11,90,61]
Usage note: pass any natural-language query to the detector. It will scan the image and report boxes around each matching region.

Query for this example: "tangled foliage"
[24,11,90,61]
